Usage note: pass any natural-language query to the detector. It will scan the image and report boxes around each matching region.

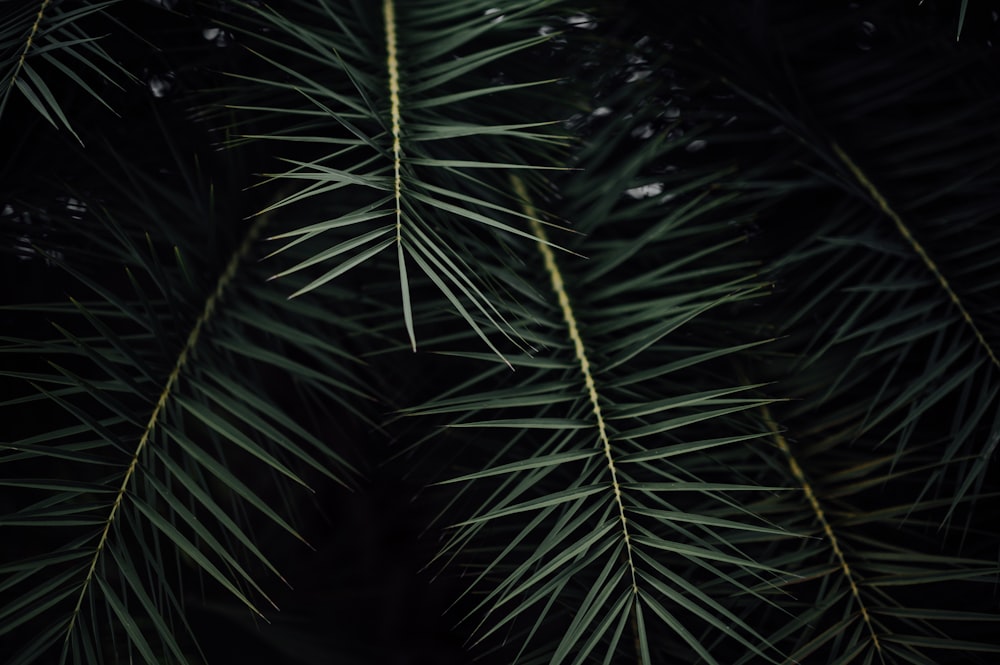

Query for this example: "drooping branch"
[64,211,272,643]
[833,142,999,371]
[758,402,883,661]
[512,175,639,600]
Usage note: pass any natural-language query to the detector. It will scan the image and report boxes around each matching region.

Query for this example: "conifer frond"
[215,0,573,356]
[0,0,128,142]
[407,75,789,662]
[0,124,366,664]
[718,2,1000,514]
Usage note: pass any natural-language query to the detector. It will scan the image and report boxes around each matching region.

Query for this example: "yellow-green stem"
[64,213,271,643]
[759,403,883,661]
[383,0,416,350]
[9,0,51,93]
[833,143,999,371]
[512,175,639,601]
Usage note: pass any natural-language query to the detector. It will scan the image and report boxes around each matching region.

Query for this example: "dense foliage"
[2,1,999,663]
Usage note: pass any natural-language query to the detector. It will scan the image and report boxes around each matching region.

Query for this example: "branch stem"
[512,175,640,599]
[8,0,51,94]
[759,403,883,660]
[64,212,270,645]
[833,142,999,371]
[383,0,416,350]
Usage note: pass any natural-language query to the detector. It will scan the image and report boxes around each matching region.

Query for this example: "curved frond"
[725,396,1000,665]
[406,67,789,661]
[703,5,1000,661]
[0,0,128,142]
[212,0,574,356]
[0,126,366,664]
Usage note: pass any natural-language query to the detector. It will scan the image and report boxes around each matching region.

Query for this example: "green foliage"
[1,1,998,664]
[0,0,129,142]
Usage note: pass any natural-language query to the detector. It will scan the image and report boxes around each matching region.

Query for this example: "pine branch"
[832,142,999,371]
[515,173,643,662]
[64,210,275,646]
[758,403,885,664]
